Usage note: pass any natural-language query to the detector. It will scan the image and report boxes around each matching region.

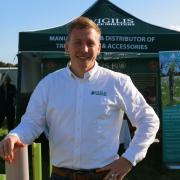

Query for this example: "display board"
[159,51,180,168]
[42,58,68,76]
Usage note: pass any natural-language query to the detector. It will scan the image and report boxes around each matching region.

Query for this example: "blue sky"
[0,0,180,64]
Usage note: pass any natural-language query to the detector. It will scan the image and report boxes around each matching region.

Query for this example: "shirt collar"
[66,61,98,80]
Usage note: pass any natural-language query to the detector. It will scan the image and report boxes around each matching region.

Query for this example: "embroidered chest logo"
[91,90,107,96]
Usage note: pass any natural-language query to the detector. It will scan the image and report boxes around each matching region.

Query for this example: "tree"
[0,60,17,67]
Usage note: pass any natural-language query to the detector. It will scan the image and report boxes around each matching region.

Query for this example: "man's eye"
[88,42,95,47]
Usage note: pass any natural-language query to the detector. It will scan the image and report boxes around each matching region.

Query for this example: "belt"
[52,166,109,180]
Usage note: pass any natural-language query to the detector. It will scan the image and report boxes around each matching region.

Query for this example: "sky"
[0,0,180,64]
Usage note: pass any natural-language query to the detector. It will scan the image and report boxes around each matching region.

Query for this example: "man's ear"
[98,43,101,55]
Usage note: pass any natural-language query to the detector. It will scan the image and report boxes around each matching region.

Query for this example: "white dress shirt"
[10,62,159,168]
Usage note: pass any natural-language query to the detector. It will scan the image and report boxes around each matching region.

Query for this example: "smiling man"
[65,18,101,78]
[0,17,159,180]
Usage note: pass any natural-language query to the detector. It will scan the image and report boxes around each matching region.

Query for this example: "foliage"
[0,60,17,67]
[161,76,180,106]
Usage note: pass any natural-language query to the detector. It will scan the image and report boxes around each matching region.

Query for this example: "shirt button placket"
[73,80,84,168]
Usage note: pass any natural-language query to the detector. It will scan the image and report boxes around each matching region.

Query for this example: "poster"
[159,51,180,168]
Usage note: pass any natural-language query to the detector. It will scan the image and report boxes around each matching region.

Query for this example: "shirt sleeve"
[118,75,160,166]
[9,79,48,144]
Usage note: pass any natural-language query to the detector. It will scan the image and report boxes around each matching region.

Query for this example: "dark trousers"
[0,107,15,131]
[50,173,104,180]
[50,170,108,180]
[50,173,70,180]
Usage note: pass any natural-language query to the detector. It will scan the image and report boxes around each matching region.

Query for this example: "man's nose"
[81,44,88,52]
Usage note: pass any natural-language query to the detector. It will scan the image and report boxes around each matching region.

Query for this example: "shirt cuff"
[121,150,146,166]
[6,133,19,139]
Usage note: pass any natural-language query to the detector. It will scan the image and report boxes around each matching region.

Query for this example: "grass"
[0,127,8,174]
[0,129,180,180]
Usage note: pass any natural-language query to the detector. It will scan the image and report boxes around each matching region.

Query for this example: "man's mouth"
[78,56,90,60]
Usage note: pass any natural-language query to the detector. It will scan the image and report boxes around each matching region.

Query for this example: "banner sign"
[19,33,180,53]
[159,51,180,166]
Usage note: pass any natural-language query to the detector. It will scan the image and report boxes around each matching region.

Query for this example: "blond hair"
[67,16,101,40]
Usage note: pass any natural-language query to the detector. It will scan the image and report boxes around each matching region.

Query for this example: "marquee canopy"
[18,0,180,53]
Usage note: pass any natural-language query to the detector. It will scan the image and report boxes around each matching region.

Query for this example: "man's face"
[65,28,101,73]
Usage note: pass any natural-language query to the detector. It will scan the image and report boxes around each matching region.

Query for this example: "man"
[0,74,16,131]
[0,17,159,180]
